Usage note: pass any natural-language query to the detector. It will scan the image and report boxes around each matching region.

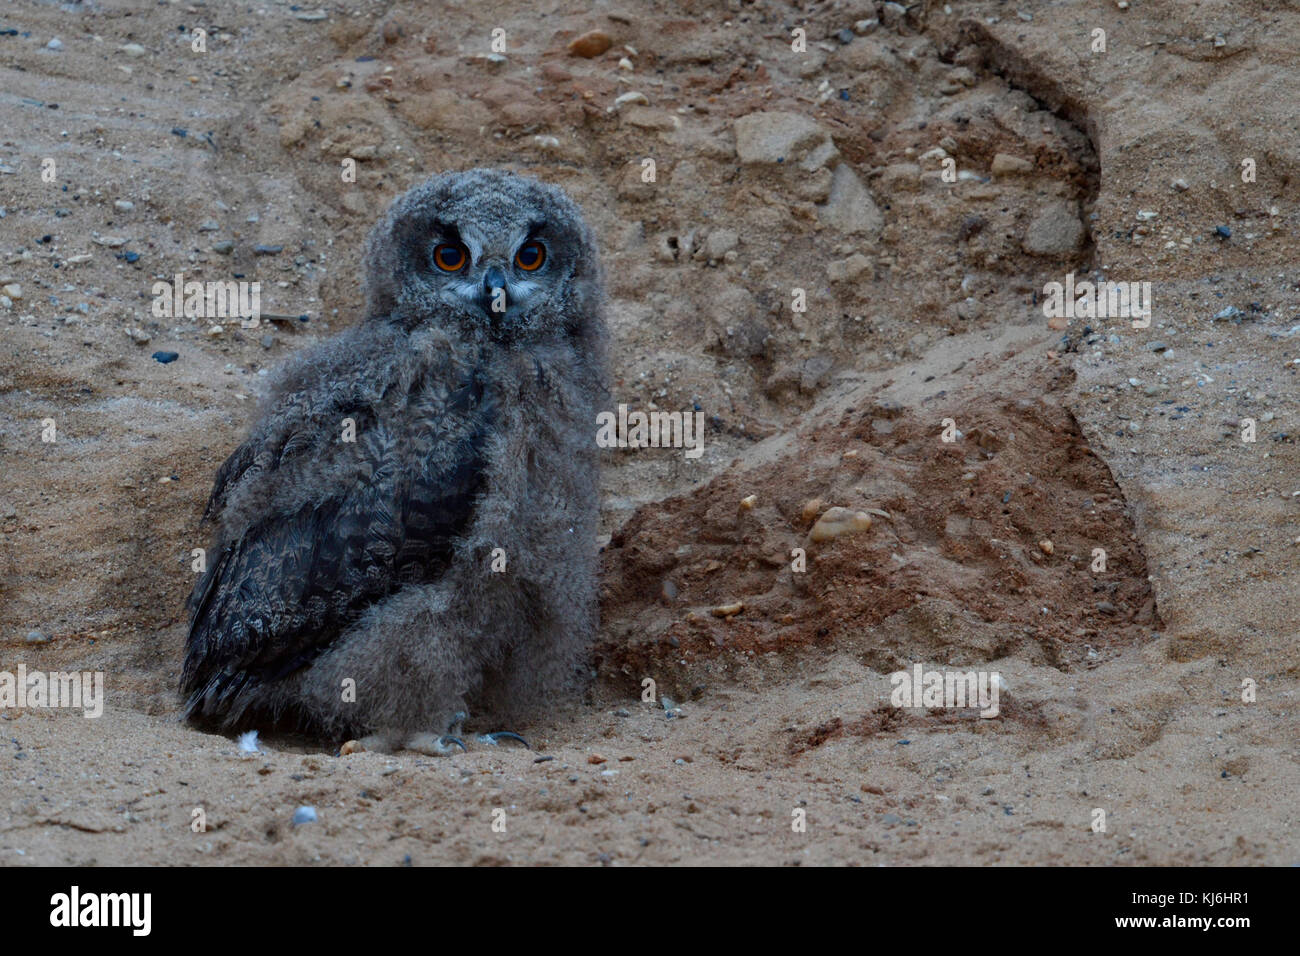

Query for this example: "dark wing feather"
[181,377,489,719]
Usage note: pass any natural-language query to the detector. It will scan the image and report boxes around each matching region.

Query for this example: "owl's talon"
[478,731,530,749]
[404,731,467,755]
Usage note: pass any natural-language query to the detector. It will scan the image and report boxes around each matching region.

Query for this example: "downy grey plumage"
[181,169,607,748]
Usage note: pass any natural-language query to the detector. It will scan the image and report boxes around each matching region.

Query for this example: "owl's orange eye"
[433,243,468,272]
[515,240,545,271]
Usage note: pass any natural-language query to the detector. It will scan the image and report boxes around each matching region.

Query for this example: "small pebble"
[151,350,179,364]
[292,806,317,825]
[567,30,612,58]
[809,507,872,543]
[211,239,234,255]
[46,38,62,50]
[254,244,283,255]
[114,200,134,212]
[1215,225,1232,238]
[26,630,50,645]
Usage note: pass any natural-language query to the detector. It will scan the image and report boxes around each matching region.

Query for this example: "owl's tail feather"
[180,667,258,727]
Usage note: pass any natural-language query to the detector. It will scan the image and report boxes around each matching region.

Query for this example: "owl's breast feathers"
[180,362,492,718]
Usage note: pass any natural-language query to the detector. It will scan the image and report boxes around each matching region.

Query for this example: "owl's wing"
[200,398,367,524]
[181,372,490,719]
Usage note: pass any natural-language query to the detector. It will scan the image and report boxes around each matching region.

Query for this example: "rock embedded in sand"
[818,164,883,238]
[991,153,1033,176]
[809,507,873,542]
[828,253,871,283]
[711,602,744,618]
[802,498,824,523]
[568,30,612,58]
[733,111,838,172]
[704,228,738,260]
[1022,200,1084,255]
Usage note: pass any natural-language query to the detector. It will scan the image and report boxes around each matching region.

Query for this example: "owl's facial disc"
[430,219,551,328]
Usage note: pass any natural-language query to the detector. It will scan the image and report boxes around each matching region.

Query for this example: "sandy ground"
[2,0,1299,865]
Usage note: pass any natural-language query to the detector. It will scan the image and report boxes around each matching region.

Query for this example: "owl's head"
[363,169,603,345]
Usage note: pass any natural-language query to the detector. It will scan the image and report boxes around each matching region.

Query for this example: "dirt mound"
[600,364,1158,699]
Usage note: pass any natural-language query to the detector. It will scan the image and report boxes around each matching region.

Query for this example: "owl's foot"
[404,731,468,755]
[477,731,530,749]
[443,712,531,749]
[349,730,467,756]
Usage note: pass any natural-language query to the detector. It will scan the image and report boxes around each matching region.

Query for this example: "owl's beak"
[477,265,509,318]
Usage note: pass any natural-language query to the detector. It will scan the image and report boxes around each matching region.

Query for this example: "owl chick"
[181,169,607,753]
